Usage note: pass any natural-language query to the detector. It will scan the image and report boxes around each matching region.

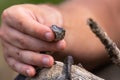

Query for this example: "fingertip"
[48,56,54,67]
[41,55,54,67]
[7,57,36,77]
[57,40,66,50]
[25,56,54,77]
[45,31,54,41]
[25,55,54,77]
[25,67,36,77]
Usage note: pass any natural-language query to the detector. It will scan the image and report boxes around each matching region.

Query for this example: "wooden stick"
[26,61,104,80]
[87,18,120,66]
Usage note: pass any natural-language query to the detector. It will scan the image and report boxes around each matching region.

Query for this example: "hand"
[0,4,66,77]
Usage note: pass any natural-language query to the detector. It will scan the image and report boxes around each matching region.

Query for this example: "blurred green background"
[0,0,63,80]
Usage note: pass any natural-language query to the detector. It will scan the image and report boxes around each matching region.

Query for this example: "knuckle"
[27,55,35,64]
[3,5,25,23]
[17,19,24,28]
[17,51,25,61]
[1,5,19,19]
[10,6,25,29]
[26,53,38,65]
[16,52,22,58]
[18,51,32,63]
[7,58,16,70]
[1,9,8,20]
[11,62,16,71]
[17,52,27,65]
[16,36,28,49]
[10,6,24,17]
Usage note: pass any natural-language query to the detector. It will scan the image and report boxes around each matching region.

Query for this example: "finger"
[2,41,54,67]
[5,56,36,77]
[0,25,66,51]
[2,44,35,77]
[35,5,63,26]
[18,51,54,67]
[2,6,54,41]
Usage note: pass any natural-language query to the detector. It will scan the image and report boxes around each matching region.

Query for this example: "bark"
[26,61,104,80]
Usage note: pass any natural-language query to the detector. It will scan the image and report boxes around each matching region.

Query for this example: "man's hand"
[0,4,66,77]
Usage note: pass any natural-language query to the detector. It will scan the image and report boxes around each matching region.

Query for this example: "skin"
[1,0,120,77]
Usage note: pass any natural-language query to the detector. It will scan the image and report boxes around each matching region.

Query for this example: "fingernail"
[42,57,50,67]
[26,69,31,76]
[45,32,53,41]
[57,40,65,50]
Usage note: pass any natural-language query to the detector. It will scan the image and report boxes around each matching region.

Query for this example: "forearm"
[56,0,120,69]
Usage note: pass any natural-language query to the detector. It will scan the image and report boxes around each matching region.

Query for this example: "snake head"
[50,25,65,41]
